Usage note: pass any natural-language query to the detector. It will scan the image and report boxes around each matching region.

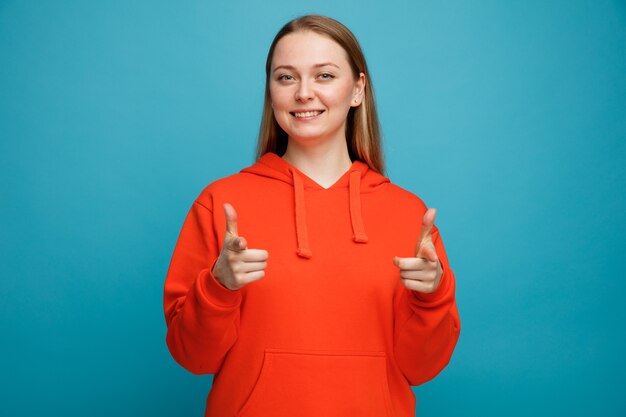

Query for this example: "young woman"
[164,14,460,417]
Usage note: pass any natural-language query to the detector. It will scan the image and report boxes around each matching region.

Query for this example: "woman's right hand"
[211,203,269,291]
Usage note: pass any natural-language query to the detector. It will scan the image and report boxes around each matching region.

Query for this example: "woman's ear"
[352,73,366,107]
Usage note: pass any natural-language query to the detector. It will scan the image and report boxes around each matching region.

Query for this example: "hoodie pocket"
[236,348,394,417]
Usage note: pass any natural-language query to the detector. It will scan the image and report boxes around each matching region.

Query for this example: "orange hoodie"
[163,152,460,417]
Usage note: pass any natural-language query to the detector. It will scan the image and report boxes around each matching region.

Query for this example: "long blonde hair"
[256,15,385,174]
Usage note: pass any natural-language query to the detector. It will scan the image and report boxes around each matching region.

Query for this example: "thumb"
[226,235,248,252]
[419,242,438,263]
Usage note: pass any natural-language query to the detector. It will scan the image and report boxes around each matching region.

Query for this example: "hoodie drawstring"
[349,171,369,243]
[291,168,313,259]
[291,168,368,259]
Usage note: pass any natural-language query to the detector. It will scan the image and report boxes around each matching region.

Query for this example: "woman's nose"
[295,80,314,101]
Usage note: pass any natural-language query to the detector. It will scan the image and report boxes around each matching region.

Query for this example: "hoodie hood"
[240,152,390,259]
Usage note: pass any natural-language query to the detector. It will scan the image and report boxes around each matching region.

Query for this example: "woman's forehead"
[271,31,350,70]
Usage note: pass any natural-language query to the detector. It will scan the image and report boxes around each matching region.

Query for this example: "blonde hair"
[256,14,385,174]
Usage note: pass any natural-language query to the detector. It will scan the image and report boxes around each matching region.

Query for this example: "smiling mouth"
[290,110,324,118]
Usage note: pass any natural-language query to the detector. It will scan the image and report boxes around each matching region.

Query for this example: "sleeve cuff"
[195,259,242,307]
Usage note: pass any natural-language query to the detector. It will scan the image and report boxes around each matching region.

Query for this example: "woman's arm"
[163,200,242,375]
[393,225,461,386]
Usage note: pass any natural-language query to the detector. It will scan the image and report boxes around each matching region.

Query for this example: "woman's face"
[269,31,365,147]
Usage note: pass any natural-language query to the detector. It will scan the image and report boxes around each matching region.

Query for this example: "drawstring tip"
[353,234,369,243]
[296,247,313,258]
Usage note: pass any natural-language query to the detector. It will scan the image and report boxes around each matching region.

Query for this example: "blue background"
[1,1,625,416]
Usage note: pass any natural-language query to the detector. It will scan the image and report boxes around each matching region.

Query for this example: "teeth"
[294,111,322,118]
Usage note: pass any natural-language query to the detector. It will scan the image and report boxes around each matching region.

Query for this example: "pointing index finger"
[419,208,436,241]
[223,203,238,237]
[416,208,436,255]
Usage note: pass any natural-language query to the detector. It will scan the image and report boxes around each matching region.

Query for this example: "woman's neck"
[282,138,352,189]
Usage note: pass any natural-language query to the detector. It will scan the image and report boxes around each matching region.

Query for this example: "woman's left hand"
[393,208,443,294]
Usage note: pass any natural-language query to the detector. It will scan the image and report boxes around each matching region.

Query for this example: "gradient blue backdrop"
[1,1,625,416]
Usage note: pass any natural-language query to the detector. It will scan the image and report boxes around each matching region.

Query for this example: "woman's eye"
[278,74,294,81]
[319,73,335,80]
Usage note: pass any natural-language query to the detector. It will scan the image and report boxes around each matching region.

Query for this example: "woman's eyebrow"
[273,62,340,72]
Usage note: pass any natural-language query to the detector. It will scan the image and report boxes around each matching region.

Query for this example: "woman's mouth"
[291,110,324,119]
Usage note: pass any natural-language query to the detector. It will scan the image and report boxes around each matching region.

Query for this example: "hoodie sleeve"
[163,198,242,375]
[393,225,461,386]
